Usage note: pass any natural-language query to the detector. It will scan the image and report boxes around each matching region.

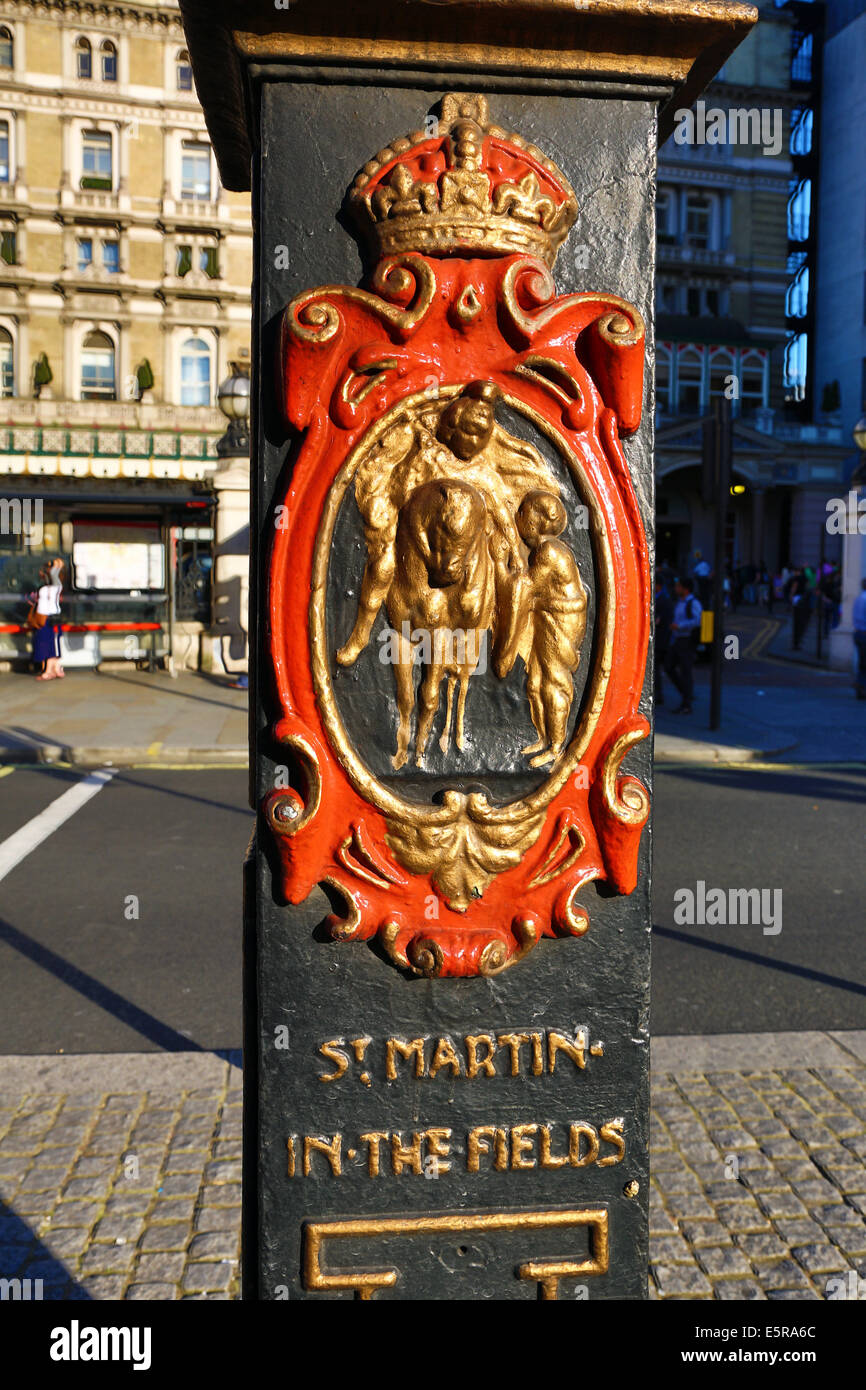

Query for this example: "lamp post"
[217,363,251,457]
[211,362,251,683]
[828,413,866,672]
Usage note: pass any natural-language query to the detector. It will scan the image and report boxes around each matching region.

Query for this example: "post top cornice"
[178,0,757,191]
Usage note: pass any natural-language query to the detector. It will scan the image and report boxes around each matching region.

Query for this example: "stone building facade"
[0,0,251,670]
[655,0,848,583]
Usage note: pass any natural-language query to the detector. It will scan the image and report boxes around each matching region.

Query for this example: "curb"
[0,745,248,769]
[654,734,799,764]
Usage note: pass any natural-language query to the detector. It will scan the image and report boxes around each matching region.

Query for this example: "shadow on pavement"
[653,924,866,998]
[656,763,866,805]
[94,670,245,714]
[0,1204,91,1300]
[0,915,205,1053]
[111,770,252,818]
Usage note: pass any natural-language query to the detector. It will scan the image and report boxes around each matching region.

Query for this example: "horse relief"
[337,380,586,769]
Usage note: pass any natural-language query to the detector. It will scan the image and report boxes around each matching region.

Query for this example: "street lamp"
[212,361,251,687]
[216,361,251,457]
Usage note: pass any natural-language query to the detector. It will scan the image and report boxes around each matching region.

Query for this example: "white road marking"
[0,769,116,884]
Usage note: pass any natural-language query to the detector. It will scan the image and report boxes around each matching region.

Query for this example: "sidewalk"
[656,678,866,764]
[1,1037,863,1300]
[765,612,835,670]
[0,669,247,768]
[0,660,860,771]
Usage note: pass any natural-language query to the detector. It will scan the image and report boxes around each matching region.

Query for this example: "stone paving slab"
[0,1038,864,1301]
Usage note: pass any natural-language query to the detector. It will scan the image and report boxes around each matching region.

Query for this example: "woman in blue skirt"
[32,558,65,681]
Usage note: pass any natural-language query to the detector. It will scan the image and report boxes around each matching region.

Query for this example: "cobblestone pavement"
[1,1037,864,1301]
[0,1055,242,1301]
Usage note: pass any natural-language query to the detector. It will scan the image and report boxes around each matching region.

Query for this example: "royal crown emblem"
[267,94,650,979]
[349,93,578,268]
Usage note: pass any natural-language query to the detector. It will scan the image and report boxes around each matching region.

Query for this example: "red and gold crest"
[266,94,650,979]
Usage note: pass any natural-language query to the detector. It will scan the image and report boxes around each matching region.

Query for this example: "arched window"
[101,41,117,83]
[783,333,807,402]
[786,262,809,319]
[176,49,192,91]
[0,27,13,70]
[81,330,115,400]
[0,327,13,397]
[655,344,672,413]
[740,350,768,416]
[787,178,811,242]
[676,345,704,415]
[180,336,211,406]
[76,37,92,80]
[709,348,736,402]
[790,107,813,157]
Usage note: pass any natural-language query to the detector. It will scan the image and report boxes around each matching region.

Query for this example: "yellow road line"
[741,618,779,660]
[0,766,15,779]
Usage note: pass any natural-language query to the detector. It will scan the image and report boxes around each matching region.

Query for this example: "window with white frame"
[656,280,677,314]
[709,348,735,401]
[0,225,15,264]
[786,262,809,319]
[176,49,192,91]
[0,326,13,396]
[81,329,116,400]
[685,192,713,249]
[76,37,92,80]
[655,344,672,412]
[180,336,211,406]
[102,240,119,273]
[77,237,93,271]
[783,333,807,401]
[790,107,813,157]
[81,130,112,190]
[180,141,211,200]
[101,41,117,82]
[0,120,10,182]
[740,350,768,416]
[0,27,13,70]
[676,346,703,415]
[175,238,219,280]
[788,179,811,243]
[656,187,676,242]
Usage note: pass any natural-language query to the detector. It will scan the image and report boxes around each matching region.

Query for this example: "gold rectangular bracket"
[303,1207,609,1300]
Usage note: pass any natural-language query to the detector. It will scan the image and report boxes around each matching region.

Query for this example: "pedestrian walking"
[786,566,812,651]
[654,573,673,706]
[664,576,702,714]
[28,558,65,681]
[691,550,711,607]
[853,578,866,700]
